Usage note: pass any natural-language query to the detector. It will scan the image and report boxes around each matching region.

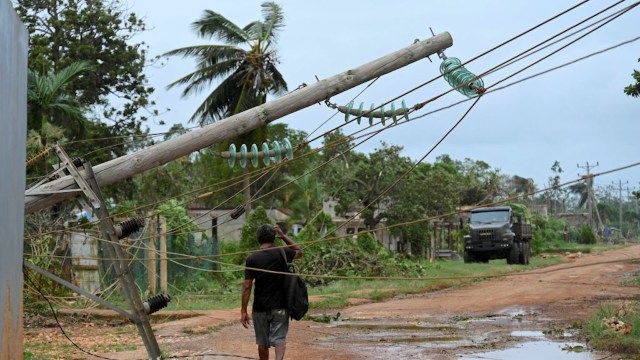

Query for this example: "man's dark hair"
[256,224,276,244]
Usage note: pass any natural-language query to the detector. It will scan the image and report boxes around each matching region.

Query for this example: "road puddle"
[321,312,599,359]
[459,340,597,359]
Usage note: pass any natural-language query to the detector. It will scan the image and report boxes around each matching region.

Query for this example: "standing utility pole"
[25,32,454,214]
[577,161,599,230]
[613,180,629,236]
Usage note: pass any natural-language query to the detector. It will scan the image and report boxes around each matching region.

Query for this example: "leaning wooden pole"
[24,32,453,214]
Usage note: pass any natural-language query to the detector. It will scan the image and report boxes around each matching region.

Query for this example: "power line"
[26,3,638,243]
[24,0,636,278]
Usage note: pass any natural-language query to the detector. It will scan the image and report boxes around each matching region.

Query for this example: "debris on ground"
[602,316,632,335]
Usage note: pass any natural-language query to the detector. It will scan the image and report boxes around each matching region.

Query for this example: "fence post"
[146,217,157,294]
[160,216,168,293]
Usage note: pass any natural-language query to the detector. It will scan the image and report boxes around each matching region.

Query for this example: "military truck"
[463,206,532,264]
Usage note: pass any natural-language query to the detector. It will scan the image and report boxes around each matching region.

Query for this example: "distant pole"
[25,32,454,214]
[577,161,599,230]
[211,216,219,271]
[431,221,437,262]
[613,180,628,237]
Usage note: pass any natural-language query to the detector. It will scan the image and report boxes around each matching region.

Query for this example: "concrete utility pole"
[577,161,599,229]
[613,180,629,234]
[25,32,453,214]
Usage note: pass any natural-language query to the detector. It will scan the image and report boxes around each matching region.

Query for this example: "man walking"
[241,225,303,360]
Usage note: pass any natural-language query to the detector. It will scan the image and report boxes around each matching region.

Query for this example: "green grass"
[621,272,640,287]
[23,342,74,359]
[582,303,640,356]
[540,239,624,254]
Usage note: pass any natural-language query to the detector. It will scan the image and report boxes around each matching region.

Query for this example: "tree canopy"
[18,0,157,200]
[624,57,640,97]
[164,1,288,125]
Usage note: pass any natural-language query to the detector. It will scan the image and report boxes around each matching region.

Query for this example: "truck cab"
[463,206,531,264]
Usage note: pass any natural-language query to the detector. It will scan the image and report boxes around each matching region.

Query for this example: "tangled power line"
[22,1,640,358]
[24,0,640,276]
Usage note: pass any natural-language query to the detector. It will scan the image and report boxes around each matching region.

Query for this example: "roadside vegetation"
[583,302,640,357]
[581,269,640,357]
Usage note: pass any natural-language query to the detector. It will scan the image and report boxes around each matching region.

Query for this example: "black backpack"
[279,248,309,320]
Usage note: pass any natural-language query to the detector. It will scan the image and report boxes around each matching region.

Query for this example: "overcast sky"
[128,0,640,197]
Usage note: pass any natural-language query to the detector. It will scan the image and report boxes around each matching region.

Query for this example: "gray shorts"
[252,308,289,347]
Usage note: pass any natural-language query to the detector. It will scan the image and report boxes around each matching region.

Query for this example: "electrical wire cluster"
[22,1,640,357]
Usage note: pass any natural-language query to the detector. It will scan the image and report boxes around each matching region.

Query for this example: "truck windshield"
[471,211,509,224]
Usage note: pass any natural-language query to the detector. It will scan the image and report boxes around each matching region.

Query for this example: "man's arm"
[274,226,303,259]
[240,279,253,328]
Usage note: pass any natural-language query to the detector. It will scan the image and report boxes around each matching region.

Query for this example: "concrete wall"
[0,0,28,358]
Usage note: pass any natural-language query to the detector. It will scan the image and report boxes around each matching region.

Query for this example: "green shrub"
[576,225,597,244]
[531,232,544,255]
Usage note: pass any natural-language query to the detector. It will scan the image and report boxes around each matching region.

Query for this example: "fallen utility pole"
[25,32,453,214]
[49,145,162,358]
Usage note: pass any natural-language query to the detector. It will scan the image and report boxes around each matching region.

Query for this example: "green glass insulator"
[439,57,484,97]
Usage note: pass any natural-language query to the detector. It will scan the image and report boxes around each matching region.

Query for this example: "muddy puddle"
[460,330,597,359]
[319,309,600,359]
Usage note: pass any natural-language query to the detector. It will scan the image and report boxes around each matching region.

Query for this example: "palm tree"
[27,61,92,174]
[27,61,93,138]
[569,182,589,209]
[164,2,288,124]
[165,2,288,212]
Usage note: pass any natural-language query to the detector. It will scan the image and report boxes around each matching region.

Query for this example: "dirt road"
[84,244,640,359]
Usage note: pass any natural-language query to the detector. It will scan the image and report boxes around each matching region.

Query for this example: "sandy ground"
[27,244,640,359]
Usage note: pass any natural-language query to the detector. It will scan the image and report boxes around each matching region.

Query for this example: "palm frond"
[261,1,285,42]
[243,21,265,41]
[48,101,86,123]
[167,59,243,97]
[192,10,250,44]
[189,73,245,124]
[162,44,241,62]
[265,61,288,95]
[47,62,93,101]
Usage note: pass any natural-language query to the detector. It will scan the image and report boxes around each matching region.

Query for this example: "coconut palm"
[27,61,93,138]
[164,2,288,212]
[27,61,92,175]
[569,182,589,209]
[164,2,288,125]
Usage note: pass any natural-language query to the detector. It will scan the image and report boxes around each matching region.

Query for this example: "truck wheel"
[464,251,474,263]
[508,243,520,265]
[518,242,527,265]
